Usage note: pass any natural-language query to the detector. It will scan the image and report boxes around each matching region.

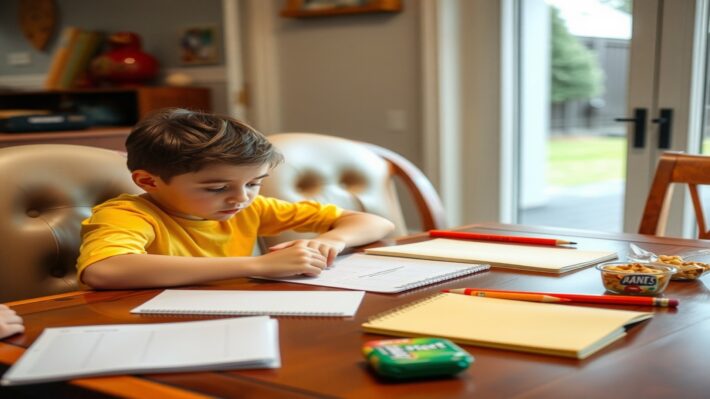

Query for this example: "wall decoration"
[19,0,57,50]
[281,0,402,18]
[179,26,219,65]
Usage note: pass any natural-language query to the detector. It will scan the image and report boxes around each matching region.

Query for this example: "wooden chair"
[360,141,446,232]
[259,133,446,248]
[639,151,710,238]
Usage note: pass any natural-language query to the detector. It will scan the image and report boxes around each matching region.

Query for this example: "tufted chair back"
[260,133,446,250]
[0,144,140,302]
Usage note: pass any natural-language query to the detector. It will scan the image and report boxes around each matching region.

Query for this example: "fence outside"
[550,37,629,135]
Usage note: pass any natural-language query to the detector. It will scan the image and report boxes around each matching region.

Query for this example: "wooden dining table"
[2,222,710,398]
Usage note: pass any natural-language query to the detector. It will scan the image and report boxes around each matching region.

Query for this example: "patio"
[519,179,624,232]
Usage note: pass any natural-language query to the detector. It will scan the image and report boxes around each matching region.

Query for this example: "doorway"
[515,0,709,235]
[517,0,630,232]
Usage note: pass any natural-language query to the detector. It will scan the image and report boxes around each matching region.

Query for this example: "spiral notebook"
[365,239,617,274]
[260,253,490,293]
[131,290,365,317]
[362,293,652,359]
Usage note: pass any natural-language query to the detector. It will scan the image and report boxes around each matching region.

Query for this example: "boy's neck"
[140,193,206,221]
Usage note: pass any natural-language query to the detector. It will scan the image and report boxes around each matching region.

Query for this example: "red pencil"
[456,288,678,308]
[429,230,577,246]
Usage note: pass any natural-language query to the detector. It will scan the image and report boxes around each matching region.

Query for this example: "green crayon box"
[362,337,473,379]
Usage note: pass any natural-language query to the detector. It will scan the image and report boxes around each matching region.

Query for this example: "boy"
[78,108,395,289]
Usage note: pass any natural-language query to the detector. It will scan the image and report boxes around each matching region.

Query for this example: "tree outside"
[548,3,622,187]
[550,6,603,104]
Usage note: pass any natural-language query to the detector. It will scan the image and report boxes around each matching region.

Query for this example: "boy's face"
[135,163,270,221]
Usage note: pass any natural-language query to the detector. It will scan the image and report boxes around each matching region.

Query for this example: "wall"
[458,0,507,225]
[0,0,228,113]
[272,0,422,170]
[266,0,423,229]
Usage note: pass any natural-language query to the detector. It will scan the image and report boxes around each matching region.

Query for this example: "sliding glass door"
[515,0,709,236]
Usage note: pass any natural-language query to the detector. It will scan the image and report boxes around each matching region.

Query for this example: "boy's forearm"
[318,212,395,247]
[82,254,259,289]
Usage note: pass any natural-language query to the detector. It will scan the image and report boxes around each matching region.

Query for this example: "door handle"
[615,108,647,148]
[652,108,673,149]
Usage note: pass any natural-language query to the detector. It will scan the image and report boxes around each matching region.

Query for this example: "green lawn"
[547,136,626,186]
[546,136,710,187]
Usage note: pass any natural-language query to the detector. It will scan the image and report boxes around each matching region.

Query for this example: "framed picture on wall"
[280,0,402,18]
[179,26,219,65]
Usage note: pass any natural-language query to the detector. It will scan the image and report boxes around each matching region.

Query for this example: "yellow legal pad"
[362,293,652,359]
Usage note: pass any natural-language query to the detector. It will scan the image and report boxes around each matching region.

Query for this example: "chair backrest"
[260,133,446,248]
[0,144,140,302]
[639,151,710,238]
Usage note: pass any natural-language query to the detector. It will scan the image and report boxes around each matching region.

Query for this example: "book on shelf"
[45,26,80,89]
[45,27,103,89]
[57,30,103,89]
[1,316,280,386]
[362,293,652,359]
[364,239,617,274]
[257,253,490,293]
[130,289,366,317]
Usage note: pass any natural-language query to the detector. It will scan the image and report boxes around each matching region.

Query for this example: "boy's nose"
[228,189,249,204]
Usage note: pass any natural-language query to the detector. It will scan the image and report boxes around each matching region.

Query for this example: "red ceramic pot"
[90,32,159,86]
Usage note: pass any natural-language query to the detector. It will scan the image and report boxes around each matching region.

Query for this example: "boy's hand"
[269,238,346,267]
[0,304,24,339]
[255,243,328,277]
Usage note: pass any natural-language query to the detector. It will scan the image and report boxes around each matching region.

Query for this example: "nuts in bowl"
[656,255,710,281]
[596,262,676,296]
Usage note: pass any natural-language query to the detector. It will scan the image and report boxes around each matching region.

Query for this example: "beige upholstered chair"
[260,133,446,250]
[0,144,139,302]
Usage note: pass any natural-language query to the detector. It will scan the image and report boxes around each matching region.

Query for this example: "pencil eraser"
[668,299,679,307]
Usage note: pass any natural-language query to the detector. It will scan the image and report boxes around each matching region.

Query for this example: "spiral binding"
[139,309,345,316]
[396,265,489,291]
[366,293,447,323]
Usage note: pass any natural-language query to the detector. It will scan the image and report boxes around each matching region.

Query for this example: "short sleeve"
[76,206,156,279]
[254,196,343,237]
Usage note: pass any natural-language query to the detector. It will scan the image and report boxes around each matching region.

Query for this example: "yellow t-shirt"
[77,194,343,279]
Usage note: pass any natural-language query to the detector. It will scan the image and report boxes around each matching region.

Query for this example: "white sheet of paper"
[1,316,280,386]
[261,253,489,293]
[130,290,365,317]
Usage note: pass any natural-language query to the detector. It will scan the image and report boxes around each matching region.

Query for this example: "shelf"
[0,86,211,150]
[0,86,211,128]
[0,126,129,140]
[281,0,401,18]
[0,127,131,151]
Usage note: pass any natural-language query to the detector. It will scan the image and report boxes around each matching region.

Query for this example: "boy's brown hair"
[126,108,283,182]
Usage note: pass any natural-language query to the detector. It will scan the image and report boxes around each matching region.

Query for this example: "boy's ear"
[131,170,160,191]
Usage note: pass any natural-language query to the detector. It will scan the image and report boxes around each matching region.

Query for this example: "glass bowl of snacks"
[596,262,676,296]
[655,255,710,281]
